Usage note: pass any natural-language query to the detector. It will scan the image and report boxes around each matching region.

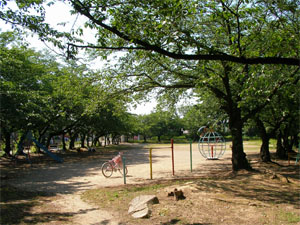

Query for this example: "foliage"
[0,31,131,152]
[132,110,183,142]
[1,1,299,170]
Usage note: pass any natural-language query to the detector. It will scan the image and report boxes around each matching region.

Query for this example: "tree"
[76,0,299,170]
[1,1,299,66]
[1,1,299,170]
[181,97,229,141]
[134,114,153,142]
[255,75,299,161]
[0,33,61,155]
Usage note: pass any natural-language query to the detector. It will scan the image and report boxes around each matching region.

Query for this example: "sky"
[129,100,157,115]
[1,1,157,114]
[1,1,197,115]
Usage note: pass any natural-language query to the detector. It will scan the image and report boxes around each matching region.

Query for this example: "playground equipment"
[26,132,63,163]
[198,126,226,160]
[149,139,174,179]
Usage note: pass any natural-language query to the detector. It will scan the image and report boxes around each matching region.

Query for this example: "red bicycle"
[101,152,128,178]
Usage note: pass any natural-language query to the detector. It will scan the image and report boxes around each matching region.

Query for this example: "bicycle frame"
[101,153,127,178]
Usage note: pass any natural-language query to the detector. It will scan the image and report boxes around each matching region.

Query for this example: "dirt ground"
[1,143,299,224]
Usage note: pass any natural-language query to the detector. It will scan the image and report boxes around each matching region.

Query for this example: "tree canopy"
[0,32,131,155]
[1,0,299,171]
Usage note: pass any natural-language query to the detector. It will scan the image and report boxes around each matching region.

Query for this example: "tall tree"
[0,34,61,155]
[1,1,299,170]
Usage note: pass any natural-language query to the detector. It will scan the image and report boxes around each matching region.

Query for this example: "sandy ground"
[1,143,241,224]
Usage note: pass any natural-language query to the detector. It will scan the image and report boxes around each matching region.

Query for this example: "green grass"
[82,183,167,205]
[128,136,191,144]
[81,181,186,212]
[277,210,300,224]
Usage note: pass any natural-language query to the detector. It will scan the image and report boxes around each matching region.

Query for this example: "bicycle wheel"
[118,166,128,176]
[101,162,113,178]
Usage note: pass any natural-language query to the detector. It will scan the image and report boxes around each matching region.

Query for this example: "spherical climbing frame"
[198,128,226,160]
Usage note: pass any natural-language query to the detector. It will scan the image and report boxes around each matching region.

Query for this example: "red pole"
[171,139,174,176]
[211,145,214,158]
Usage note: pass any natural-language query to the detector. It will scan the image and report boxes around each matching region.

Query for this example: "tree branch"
[67,43,146,50]
[70,0,300,66]
[243,67,300,122]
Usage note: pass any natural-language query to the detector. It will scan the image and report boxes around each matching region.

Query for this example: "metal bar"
[149,148,153,179]
[122,155,126,184]
[190,139,193,172]
[171,139,174,176]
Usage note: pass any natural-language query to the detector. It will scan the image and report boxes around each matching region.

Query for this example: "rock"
[128,195,159,218]
[173,188,185,201]
[165,183,198,196]
[167,188,186,201]
[131,207,151,219]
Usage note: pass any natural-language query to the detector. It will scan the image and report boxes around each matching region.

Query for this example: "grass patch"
[81,181,186,213]
[277,210,300,224]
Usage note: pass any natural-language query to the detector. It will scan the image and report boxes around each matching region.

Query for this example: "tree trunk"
[86,135,90,148]
[16,133,27,155]
[229,113,251,171]
[256,118,271,162]
[282,127,293,153]
[260,136,271,162]
[80,134,86,148]
[3,129,12,156]
[93,136,101,146]
[36,133,43,153]
[69,133,77,149]
[62,134,66,151]
[276,132,286,159]
[46,135,52,149]
[294,135,299,150]
[69,136,75,149]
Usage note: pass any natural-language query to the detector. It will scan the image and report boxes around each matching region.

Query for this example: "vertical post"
[171,139,174,176]
[122,155,126,184]
[190,139,193,172]
[149,148,153,179]
[211,145,214,159]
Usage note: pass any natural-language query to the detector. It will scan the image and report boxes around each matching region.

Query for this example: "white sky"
[1,1,198,115]
[1,1,157,114]
[129,100,157,115]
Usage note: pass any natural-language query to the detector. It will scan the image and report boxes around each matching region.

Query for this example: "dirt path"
[2,143,234,224]
[3,143,233,193]
[3,143,296,224]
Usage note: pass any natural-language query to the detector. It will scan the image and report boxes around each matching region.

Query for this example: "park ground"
[0,141,300,224]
